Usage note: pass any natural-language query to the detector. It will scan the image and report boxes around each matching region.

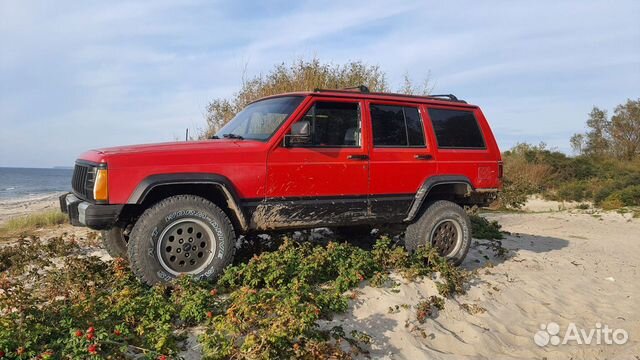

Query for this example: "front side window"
[296,101,361,147]
[428,108,485,149]
[216,96,303,141]
[370,104,425,147]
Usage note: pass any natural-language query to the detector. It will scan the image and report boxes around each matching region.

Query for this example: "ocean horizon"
[0,167,73,201]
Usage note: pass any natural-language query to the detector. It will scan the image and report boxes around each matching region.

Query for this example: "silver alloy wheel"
[156,218,216,275]
[429,219,463,257]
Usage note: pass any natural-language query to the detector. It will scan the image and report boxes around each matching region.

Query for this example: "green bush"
[500,143,640,210]
[603,184,640,208]
[0,234,469,359]
[553,181,591,202]
[470,215,504,240]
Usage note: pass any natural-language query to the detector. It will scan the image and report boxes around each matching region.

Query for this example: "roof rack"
[426,94,461,102]
[314,85,370,93]
[313,85,466,103]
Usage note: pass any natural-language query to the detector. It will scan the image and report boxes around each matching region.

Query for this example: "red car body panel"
[77,91,502,221]
[266,96,370,198]
[82,140,270,203]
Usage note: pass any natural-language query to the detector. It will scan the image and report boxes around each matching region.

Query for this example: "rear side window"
[370,104,425,147]
[428,108,485,149]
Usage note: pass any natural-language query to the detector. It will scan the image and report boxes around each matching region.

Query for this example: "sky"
[0,0,638,168]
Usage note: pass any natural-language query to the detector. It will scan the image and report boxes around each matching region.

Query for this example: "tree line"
[571,99,640,160]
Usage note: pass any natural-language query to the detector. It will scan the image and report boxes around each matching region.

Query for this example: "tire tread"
[405,200,471,265]
[128,195,236,285]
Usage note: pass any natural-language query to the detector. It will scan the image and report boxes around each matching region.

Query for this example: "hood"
[93,139,244,155]
[77,139,266,167]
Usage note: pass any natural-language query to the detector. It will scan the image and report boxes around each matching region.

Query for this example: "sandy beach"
[0,193,65,225]
[329,209,640,359]
[2,196,639,359]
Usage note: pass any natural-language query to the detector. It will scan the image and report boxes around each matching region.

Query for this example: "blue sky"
[1,0,638,167]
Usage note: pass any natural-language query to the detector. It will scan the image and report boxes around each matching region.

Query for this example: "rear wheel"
[101,226,129,258]
[404,200,471,265]
[128,195,236,285]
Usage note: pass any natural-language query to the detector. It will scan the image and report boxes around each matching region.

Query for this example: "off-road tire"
[128,195,236,285]
[405,200,471,265]
[101,226,128,258]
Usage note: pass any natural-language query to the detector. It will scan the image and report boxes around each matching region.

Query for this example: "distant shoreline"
[0,192,64,225]
[0,166,73,170]
[0,167,72,202]
[0,192,66,205]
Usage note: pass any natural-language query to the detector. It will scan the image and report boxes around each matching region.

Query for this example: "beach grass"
[0,210,67,238]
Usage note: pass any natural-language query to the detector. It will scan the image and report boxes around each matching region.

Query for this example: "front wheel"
[404,200,471,265]
[101,225,129,259]
[128,195,236,285]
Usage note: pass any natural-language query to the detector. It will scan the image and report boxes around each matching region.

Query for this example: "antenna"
[185,128,189,141]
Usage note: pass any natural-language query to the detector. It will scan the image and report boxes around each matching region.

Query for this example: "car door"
[365,100,437,222]
[259,97,370,229]
[425,105,495,188]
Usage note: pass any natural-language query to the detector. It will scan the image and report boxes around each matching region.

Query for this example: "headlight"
[93,168,109,201]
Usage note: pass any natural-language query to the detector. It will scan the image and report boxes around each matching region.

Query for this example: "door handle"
[347,154,369,160]
[414,154,433,160]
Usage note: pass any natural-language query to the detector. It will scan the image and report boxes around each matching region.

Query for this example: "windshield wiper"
[222,133,244,140]
[209,135,220,139]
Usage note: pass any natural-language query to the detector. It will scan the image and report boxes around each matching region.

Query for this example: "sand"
[0,193,65,225]
[3,196,639,359]
[328,209,640,359]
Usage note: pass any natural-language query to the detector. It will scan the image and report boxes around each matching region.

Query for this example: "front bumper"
[59,193,123,230]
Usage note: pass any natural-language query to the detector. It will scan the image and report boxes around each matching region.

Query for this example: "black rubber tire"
[332,225,373,238]
[404,200,471,265]
[101,226,129,259]
[127,195,236,285]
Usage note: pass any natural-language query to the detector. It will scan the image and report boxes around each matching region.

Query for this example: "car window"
[216,96,303,141]
[428,108,485,149]
[370,104,425,147]
[297,101,361,147]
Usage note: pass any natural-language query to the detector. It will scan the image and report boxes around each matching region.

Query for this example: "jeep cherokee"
[60,86,502,285]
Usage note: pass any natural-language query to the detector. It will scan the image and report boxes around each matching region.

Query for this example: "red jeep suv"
[60,86,502,285]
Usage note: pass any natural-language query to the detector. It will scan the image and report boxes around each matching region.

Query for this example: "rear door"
[365,100,437,221]
[262,97,370,229]
[424,106,497,189]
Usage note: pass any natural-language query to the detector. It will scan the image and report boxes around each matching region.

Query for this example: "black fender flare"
[127,173,249,231]
[404,175,473,222]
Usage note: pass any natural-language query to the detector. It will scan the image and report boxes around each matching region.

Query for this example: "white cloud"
[0,0,639,167]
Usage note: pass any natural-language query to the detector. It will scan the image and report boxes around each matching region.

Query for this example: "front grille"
[72,163,96,201]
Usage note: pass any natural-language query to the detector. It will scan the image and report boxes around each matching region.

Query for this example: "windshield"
[215,96,304,141]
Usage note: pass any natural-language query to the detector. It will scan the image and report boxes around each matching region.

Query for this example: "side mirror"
[283,120,311,147]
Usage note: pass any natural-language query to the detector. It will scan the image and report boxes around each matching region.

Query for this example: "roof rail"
[313,85,370,93]
[313,86,466,103]
[425,94,460,102]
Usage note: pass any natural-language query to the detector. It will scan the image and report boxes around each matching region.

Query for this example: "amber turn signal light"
[93,169,108,201]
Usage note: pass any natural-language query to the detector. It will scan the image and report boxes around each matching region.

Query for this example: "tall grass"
[0,210,67,238]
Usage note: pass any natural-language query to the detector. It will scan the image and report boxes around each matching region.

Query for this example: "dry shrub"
[203,57,431,138]
[504,154,554,191]
[497,143,554,208]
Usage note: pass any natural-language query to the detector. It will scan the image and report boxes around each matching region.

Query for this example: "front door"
[365,101,437,221]
[258,98,370,229]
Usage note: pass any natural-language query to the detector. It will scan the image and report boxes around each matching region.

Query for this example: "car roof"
[255,90,478,109]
